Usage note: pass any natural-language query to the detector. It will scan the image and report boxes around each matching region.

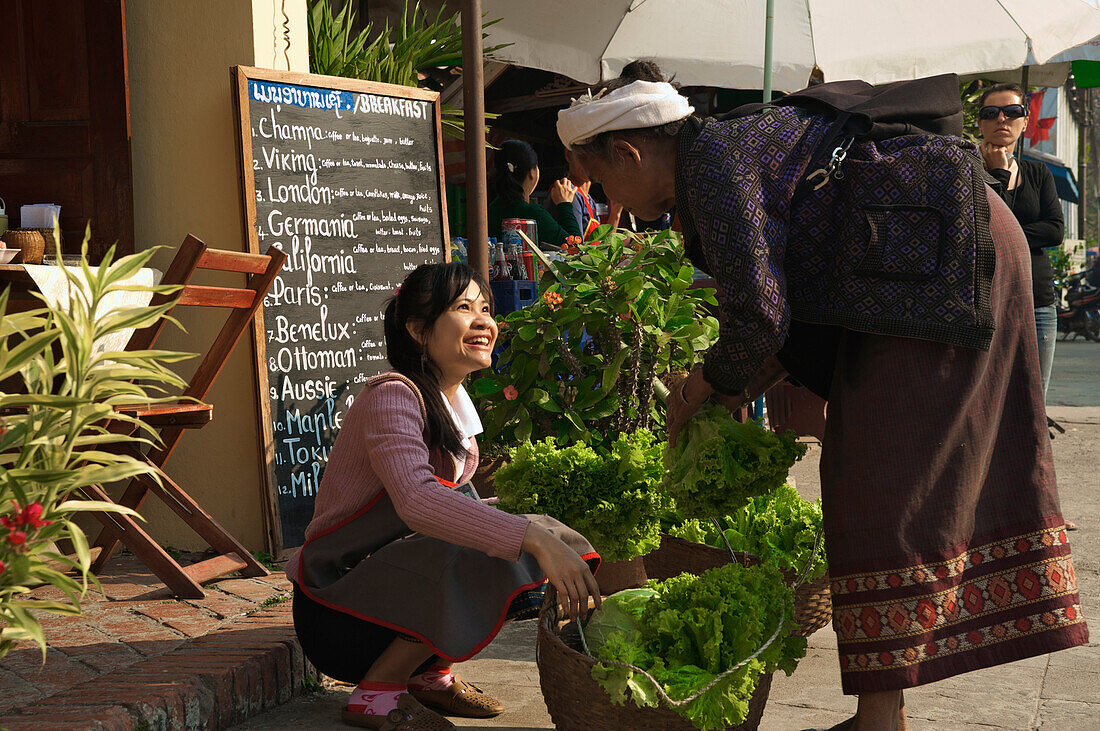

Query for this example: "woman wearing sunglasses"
[977,83,1065,402]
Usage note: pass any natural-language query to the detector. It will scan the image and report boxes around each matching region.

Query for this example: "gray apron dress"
[294,377,599,662]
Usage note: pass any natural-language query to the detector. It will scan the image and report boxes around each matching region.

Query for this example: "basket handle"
[789,526,824,590]
[548,582,788,710]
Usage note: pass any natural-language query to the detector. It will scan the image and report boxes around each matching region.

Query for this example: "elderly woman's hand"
[667,367,714,446]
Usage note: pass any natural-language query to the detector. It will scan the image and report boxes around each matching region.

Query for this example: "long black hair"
[383,262,494,459]
[493,139,539,205]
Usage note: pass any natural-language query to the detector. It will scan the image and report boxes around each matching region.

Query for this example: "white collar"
[442,384,483,448]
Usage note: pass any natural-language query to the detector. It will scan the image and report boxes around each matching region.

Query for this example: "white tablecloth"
[23,264,163,357]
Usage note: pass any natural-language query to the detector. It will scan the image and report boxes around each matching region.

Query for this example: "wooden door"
[0,0,133,261]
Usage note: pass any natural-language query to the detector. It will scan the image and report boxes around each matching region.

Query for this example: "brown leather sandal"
[340,693,456,730]
[409,674,505,718]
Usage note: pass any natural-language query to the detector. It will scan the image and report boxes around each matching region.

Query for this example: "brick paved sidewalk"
[0,554,316,730]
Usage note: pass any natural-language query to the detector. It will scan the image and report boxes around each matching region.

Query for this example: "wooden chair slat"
[177,285,255,308]
[197,248,271,275]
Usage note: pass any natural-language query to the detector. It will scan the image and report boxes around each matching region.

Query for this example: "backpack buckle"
[805,136,855,190]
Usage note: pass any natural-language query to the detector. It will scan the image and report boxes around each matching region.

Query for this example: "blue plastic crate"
[491,279,538,316]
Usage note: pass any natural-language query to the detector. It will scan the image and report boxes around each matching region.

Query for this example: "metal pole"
[763,0,774,102]
[462,0,489,281]
[1079,88,1090,239]
[1016,65,1030,161]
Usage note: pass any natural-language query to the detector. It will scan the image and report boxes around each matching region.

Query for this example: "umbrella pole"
[763,0,775,102]
[462,0,490,281]
[1016,65,1030,161]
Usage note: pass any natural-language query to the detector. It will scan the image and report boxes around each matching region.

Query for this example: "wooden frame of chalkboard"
[232,66,449,557]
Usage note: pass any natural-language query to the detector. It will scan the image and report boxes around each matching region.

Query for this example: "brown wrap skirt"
[819,186,1087,693]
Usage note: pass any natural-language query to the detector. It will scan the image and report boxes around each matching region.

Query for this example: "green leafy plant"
[0,232,190,659]
[308,0,504,139]
[472,227,718,452]
[960,79,986,144]
[493,429,671,562]
[588,563,805,730]
[669,483,827,582]
[1050,240,1085,283]
[663,406,807,519]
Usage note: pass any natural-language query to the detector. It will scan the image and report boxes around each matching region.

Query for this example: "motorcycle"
[1056,262,1100,342]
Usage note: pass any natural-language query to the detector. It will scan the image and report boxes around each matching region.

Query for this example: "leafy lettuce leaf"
[663,406,806,518]
[494,430,672,561]
[668,483,828,581]
[590,563,806,729]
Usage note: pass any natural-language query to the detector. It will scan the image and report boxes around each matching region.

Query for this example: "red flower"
[7,530,26,547]
[543,291,564,312]
[0,559,5,575]
[21,503,47,528]
[2,501,51,531]
[503,385,519,401]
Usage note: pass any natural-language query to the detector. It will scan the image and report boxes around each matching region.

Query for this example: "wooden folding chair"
[87,234,286,598]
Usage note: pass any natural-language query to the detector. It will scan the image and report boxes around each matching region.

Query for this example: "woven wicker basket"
[643,533,760,581]
[2,229,45,264]
[789,574,832,637]
[536,583,773,730]
[595,555,648,595]
[645,533,832,637]
[34,228,60,259]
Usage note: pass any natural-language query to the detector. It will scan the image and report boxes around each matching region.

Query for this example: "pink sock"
[347,680,406,716]
[408,665,456,691]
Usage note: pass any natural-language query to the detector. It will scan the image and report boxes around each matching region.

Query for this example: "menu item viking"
[663,406,806,519]
[234,68,448,550]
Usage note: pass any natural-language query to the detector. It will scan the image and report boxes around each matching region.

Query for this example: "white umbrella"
[483,0,1100,91]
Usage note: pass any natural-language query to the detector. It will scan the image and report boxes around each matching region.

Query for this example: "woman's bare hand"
[549,177,577,205]
[979,141,1012,171]
[522,522,600,622]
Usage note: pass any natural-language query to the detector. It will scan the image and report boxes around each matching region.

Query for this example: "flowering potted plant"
[472,226,718,452]
[0,233,188,659]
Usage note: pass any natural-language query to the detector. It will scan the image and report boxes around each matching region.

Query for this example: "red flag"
[1023,90,1055,146]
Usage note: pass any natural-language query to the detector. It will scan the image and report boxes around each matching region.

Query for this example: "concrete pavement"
[234,341,1100,730]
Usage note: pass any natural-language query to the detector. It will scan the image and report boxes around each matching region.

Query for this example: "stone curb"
[0,600,319,731]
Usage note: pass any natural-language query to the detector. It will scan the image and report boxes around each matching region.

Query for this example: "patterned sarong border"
[832,524,1085,692]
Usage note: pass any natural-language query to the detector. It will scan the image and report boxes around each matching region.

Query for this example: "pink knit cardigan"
[285,376,530,581]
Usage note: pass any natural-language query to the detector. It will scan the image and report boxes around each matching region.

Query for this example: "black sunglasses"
[979,104,1027,121]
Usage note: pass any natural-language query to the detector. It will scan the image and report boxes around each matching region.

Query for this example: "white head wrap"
[557,80,694,150]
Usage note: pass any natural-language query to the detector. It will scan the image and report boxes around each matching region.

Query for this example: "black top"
[989,160,1064,308]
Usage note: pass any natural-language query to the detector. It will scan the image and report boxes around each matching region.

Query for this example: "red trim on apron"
[297,574,549,663]
[294,474,592,663]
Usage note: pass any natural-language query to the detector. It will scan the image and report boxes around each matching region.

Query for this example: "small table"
[0,262,161,356]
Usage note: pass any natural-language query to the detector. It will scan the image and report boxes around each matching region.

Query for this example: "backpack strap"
[366,372,427,421]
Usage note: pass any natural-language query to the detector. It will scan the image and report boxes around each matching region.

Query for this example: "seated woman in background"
[286,263,599,730]
[488,139,581,246]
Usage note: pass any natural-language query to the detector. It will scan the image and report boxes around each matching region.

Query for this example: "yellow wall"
[125,1,308,552]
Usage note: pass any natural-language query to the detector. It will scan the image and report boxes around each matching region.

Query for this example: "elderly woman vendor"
[559,62,1087,731]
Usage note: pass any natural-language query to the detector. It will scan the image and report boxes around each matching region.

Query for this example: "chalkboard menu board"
[233,67,448,554]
